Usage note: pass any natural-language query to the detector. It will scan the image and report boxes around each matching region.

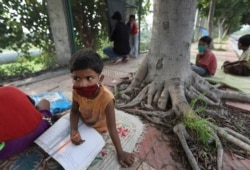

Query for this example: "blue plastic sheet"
[31,91,72,115]
[199,27,208,36]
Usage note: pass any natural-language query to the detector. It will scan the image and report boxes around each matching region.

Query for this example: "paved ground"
[4,38,250,169]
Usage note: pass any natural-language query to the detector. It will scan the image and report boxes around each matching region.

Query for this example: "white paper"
[35,113,105,170]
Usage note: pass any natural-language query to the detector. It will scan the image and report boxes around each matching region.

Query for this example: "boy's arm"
[105,101,122,153]
[195,54,202,65]
[105,101,134,167]
[70,100,84,145]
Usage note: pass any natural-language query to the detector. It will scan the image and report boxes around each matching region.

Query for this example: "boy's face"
[198,40,207,54]
[198,40,207,47]
[130,17,135,22]
[71,69,103,87]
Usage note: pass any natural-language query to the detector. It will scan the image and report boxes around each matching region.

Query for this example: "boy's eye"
[73,77,81,81]
[87,77,93,81]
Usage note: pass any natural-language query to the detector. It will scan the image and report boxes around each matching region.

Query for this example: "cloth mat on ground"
[205,68,250,94]
[0,109,144,170]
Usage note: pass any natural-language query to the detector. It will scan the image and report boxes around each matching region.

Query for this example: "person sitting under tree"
[191,36,217,77]
[222,34,250,76]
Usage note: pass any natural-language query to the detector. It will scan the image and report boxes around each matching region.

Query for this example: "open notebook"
[35,113,105,170]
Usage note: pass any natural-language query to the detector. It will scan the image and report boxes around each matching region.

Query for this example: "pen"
[45,133,79,162]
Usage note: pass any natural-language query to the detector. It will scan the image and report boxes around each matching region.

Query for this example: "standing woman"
[127,14,139,58]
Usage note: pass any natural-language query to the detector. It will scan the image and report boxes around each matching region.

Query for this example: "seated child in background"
[0,86,53,159]
[222,34,250,76]
[191,36,217,77]
[69,49,134,168]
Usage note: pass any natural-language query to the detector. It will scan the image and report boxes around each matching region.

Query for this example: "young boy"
[191,36,217,77]
[69,49,134,168]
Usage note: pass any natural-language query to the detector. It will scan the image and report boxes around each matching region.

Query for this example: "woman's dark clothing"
[110,22,130,55]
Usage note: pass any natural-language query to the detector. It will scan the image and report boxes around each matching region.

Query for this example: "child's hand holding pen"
[71,131,85,145]
[45,133,83,162]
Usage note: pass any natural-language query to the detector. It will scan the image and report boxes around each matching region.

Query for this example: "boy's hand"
[118,151,135,168]
[70,131,85,145]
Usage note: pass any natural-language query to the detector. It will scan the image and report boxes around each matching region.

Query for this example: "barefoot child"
[69,49,134,167]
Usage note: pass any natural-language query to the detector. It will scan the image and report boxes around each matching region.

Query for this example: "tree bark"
[208,0,216,48]
[148,0,196,79]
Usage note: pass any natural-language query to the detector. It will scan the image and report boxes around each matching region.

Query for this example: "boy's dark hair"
[199,36,212,45]
[69,49,103,74]
[111,11,122,21]
[239,34,250,47]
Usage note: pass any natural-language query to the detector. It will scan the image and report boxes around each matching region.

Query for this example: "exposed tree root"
[216,127,250,152]
[173,123,199,170]
[214,134,223,170]
[223,127,250,145]
[116,67,250,169]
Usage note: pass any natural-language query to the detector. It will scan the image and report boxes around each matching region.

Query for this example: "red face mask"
[73,84,99,98]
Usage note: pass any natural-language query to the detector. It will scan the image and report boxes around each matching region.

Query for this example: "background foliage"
[0,0,249,82]
[197,0,250,37]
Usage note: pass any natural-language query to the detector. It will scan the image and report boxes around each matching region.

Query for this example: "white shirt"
[239,47,250,69]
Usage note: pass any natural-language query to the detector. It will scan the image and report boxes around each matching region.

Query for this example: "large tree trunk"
[148,0,195,79]
[207,0,216,49]
[123,0,198,112]
[117,0,250,169]
[208,0,216,37]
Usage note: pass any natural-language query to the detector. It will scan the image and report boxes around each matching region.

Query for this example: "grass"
[0,53,54,79]
[183,96,215,146]
[0,61,43,75]
[183,111,214,146]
